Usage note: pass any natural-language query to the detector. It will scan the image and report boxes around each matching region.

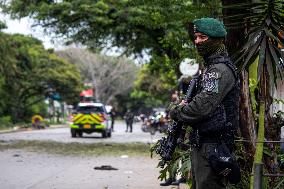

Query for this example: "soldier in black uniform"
[169,17,240,188]
[124,110,134,132]
[110,107,116,132]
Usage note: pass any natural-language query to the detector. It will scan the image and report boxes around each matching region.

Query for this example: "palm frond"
[228,0,284,85]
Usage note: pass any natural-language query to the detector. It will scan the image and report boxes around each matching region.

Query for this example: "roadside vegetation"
[1,0,284,188]
[0,32,83,126]
[0,140,151,157]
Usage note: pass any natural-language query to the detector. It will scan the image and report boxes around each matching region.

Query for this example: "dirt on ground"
[0,149,188,189]
[0,121,189,189]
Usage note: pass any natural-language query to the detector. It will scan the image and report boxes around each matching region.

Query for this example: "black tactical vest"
[194,54,240,140]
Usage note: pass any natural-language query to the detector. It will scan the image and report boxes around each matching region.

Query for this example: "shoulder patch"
[203,71,220,80]
[202,71,220,93]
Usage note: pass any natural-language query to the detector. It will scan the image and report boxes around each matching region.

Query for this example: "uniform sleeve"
[176,64,235,123]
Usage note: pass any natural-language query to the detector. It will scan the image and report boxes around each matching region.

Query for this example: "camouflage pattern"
[174,57,235,124]
[169,53,238,188]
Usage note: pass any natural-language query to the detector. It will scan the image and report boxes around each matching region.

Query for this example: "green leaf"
[274,177,284,189]
[257,37,266,81]
[264,27,284,47]
[270,21,284,37]
[265,48,277,88]
[263,146,272,157]
[268,42,283,80]
[274,47,284,69]
[233,32,259,65]
[222,2,266,9]
[241,34,263,70]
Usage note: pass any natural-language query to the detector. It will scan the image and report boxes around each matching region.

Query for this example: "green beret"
[193,17,227,37]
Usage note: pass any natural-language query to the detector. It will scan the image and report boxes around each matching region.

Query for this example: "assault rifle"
[155,77,198,161]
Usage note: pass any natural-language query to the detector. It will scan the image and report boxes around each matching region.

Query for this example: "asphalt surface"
[0,120,189,189]
[0,120,164,144]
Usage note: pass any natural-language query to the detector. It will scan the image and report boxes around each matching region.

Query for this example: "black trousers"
[111,119,114,130]
[191,143,227,189]
[126,120,133,132]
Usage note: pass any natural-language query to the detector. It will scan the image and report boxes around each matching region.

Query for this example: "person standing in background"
[110,107,116,132]
[124,110,134,132]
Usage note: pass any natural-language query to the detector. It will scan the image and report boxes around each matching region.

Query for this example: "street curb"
[0,124,68,134]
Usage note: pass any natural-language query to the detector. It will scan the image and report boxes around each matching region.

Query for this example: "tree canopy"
[0,0,221,108]
[225,0,284,85]
[0,0,216,73]
[0,32,83,122]
[56,48,139,105]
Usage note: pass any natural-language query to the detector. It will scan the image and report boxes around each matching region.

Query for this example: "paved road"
[0,150,178,189]
[0,121,189,189]
[0,120,165,144]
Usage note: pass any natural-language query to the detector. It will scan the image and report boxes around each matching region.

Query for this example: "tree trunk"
[240,71,257,153]
[222,0,257,167]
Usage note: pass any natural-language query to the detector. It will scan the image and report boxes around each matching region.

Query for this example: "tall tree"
[131,62,177,108]
[0,0,215,78]
[222,0,284,187]
[56,48,139,104]
[0,33,83,122]
[222,1,258,182]
[0,0,222,112]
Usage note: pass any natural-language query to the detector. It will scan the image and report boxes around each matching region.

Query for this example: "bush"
[0,116,13,130]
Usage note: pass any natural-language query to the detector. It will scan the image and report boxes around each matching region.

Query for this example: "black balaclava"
[196,37,226,66]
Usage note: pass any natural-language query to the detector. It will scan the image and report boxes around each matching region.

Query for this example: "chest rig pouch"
[192,56,228,136]
[197,104,226,135]
[190,53,239,144]
[189,105,226,149]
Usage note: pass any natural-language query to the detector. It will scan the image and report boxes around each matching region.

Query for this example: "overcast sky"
[0,14,149,63]
[0,15,64,49]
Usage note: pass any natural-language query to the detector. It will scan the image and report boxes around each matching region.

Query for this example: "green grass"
[0,140,152,157]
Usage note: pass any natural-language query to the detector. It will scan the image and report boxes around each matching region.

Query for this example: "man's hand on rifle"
[179,100,188,106]
[168,100,189,120]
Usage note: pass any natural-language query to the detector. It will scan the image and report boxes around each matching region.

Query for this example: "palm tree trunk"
[222,0,257,155]
[240,70,257,153]
[250,100,265,188]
